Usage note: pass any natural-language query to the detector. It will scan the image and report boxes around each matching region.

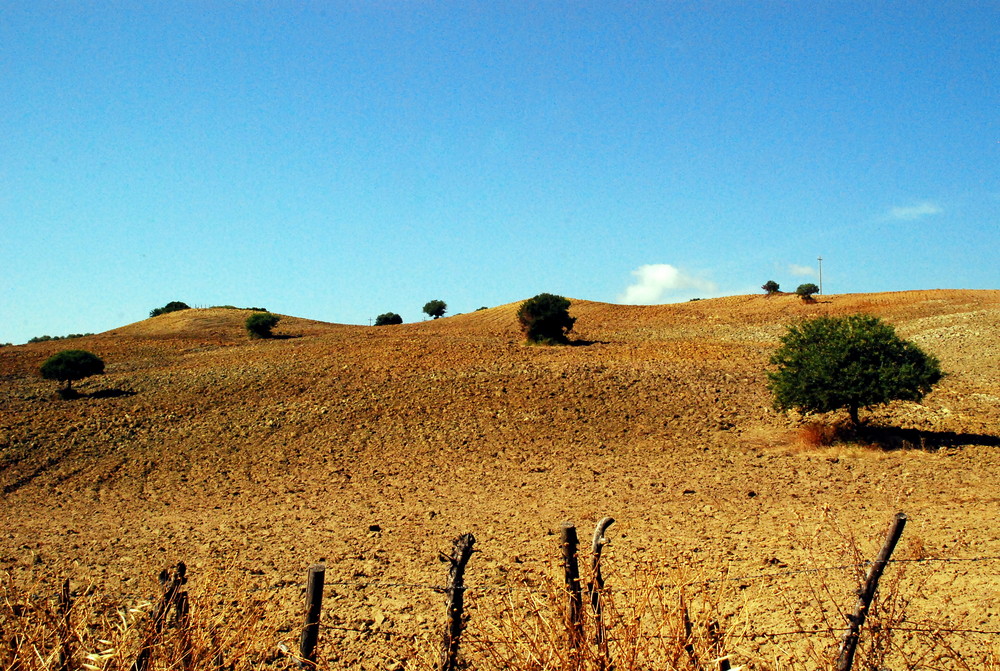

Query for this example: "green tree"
[517,293,576,344]
[375,312,403,326]
[423,300,447,319]
[768,314,943,427]
[246,312,280,338]
[795,283,820,301]
[762,280,780,295]
[150,301,191,317]
[40,350,105,393]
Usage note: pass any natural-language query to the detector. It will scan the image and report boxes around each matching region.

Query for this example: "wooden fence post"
[133,563,187,671]
[588,517,615,669]
[57,578,72,671]
[439,533,476,671]
[836,512,907,671]
[299,563,326,668]
[561,523,585,663]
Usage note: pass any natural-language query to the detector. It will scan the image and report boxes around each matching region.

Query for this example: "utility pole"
[818,256,823,295]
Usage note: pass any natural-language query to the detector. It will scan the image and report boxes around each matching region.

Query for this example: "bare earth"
[2,290,999,667]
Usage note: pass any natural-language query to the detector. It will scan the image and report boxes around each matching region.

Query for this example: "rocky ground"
[2,289,999,668]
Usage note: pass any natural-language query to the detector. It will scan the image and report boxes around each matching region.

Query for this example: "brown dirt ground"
[2,290,1000,667]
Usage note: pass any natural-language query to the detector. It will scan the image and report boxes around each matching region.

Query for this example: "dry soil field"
[2,290,999,668]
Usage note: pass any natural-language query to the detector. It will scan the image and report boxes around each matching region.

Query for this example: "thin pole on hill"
[836,512,907,671]
[561,523,585,664]
[439,533,476,671]
[299,564,326,668]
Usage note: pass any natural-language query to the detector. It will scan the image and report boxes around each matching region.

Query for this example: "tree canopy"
[40,350,105,392]
[150,301,190,317]
[375,312,403,326]
[517,293,576,344]
[422,300,447,319]
[245,312,280,338]
[762,280,780,295]
[768,314,943,426]
[796,283,820,301]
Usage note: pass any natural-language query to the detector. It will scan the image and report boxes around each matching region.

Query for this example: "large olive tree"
[768,314,943,427]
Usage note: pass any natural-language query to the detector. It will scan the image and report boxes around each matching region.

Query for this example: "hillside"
[2,290,1000,668]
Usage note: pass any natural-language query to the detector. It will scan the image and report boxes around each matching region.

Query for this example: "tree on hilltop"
[423,300,447,319]
[768,314,943,427]
[762,280,780,295]
[517,293,576,344]
[150,301,190,317]
[796,283,820,301]
[375,312,403,326]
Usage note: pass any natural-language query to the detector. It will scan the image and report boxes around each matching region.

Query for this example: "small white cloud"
[789,264,815,277]
[618,264,717,304]
[888,202,942,221]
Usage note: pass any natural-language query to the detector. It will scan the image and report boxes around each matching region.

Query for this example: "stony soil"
[2,290,999,668]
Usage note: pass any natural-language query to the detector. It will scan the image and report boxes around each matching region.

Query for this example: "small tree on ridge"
[375,312,403,326]
[517,293,576,344]
[246,312,280,338]
[762,280,780,295]
[423,300,447,319]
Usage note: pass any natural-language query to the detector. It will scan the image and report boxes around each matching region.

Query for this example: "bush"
[150,301,191,318]
[762,280,780,295]
[375,312,403,326]
[796,283,819,301]
[768,314,943,427]
[517,293,576,344]
[27,333,93,344]
[423,300,447,319]
[40,349,104,393]
[245,312,280,338]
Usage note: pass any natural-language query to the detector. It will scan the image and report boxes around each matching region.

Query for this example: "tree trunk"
[848,405,860,427]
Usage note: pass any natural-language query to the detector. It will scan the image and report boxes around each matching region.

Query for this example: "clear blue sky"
[2,2,997,344]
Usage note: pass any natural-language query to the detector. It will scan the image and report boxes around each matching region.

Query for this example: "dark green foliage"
[150,301,191,318]
[375,312,403,326]
[768,314,943,426]
[40,349,105,391]
[476,306,488,311]
[762,280,780,295]
[27,333,93,344]
[423,300,447,319]
[245,312,280,338]
[796,283,820,301]
[517,293,576,344]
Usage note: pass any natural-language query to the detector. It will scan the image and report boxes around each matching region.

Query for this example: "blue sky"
[2,2,997,344]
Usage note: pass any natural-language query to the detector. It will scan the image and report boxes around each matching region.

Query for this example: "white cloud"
[618,264,717,304]
[789,264,815,277]
[888,202,942,221]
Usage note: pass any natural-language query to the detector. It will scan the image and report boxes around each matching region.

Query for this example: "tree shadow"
[87,388,137,399]
[570,339,609,347]
[859,425,1000,451]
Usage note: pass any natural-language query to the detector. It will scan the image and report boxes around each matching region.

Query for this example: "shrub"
[517,293,576,344]
[245,312,280,339]
[150,301,190,318]
[768,314,943,427]
[762,280,780,295]
[40,349,104,393]
[423,300,447,319]
[796,283,819,301]
[27,333,93,344]
[375,312,403,326]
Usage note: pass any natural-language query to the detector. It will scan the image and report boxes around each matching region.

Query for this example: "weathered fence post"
[133,563,187,671]
[299,563,326,668]
[588,517,614,669]
[57,578,72,671]
[561,523,585,663]
[439,533,476,671]
[836,512,907,671]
